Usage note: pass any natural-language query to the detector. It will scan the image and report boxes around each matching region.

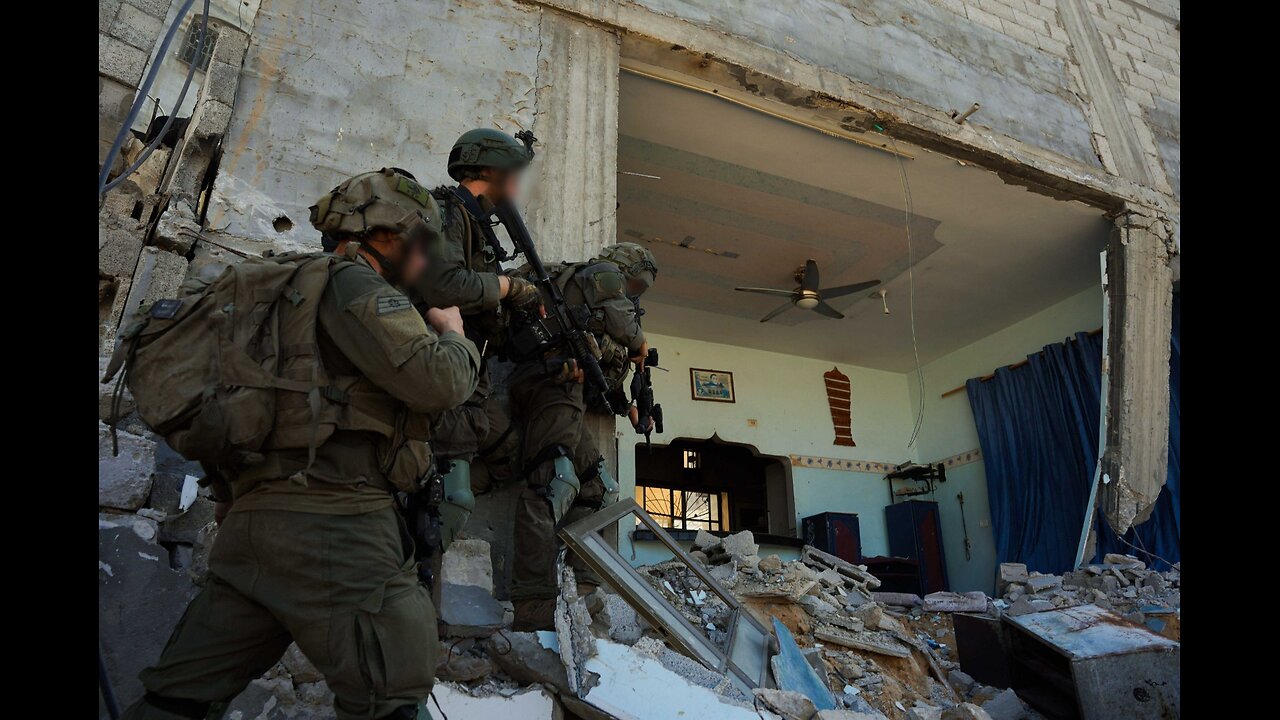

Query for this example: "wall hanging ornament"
[824,367,856,447]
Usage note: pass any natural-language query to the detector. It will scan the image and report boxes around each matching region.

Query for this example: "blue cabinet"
[885,500,949,594]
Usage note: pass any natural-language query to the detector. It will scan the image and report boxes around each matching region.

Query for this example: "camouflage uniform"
[125,171,479,720]
[508,252,650,627]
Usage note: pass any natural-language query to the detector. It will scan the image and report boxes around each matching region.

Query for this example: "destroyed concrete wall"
[908,287,1104,594]
[100,0,180,164]
[203,0,619,265]
[620,332,915,564]
[129,0,260,132]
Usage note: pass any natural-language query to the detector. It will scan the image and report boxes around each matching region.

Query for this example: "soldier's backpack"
[102,252,350,471]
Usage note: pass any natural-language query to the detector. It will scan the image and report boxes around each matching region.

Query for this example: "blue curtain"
[966,293,1180,574]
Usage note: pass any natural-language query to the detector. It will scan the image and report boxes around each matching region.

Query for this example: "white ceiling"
[617,73,1109,372]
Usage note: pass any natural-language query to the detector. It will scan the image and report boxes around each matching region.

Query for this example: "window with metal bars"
[178,17,218,71]
[635,485,729,532]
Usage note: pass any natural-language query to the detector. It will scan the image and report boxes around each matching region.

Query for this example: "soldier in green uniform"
[123,169,480,720]
[411,129,542,554]
[508,243,659,631]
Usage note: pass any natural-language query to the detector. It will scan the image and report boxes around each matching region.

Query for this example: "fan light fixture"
[734,260,880,323]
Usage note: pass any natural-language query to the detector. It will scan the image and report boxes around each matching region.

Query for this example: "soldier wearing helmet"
[409,129,543,566]
[124,168,480,720]
[505,243,659,631]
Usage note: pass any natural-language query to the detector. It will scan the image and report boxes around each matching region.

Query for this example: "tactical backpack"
[102,252,351,472]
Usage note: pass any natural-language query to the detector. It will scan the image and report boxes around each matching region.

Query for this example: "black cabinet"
[801,512,861,565]
[885,500,949,594]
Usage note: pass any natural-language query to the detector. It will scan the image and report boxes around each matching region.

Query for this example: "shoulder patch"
[396,177,432,208]
[376,295,415,315]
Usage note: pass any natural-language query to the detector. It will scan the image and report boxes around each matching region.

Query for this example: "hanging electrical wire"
[98,0,210,198]
[885,133,927,449]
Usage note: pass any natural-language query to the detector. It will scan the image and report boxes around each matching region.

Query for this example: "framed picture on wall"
[690,368,735,403]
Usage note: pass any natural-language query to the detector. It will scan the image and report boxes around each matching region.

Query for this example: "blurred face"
[482,168,523,205]
[626,278,648,298]
[397,224,435,286]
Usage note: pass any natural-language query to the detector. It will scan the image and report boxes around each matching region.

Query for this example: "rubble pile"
[994,554,1181,637]
[635,530,1048,720]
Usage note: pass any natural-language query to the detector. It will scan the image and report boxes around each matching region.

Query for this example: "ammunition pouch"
[506,314,556,361]
[437,459,474,553]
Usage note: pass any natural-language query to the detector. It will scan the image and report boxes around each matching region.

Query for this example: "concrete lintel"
[519,0,1169,214]
[1100,203,1173,536]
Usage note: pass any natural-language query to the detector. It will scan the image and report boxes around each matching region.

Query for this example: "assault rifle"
[630,347,664,449]
[493,199,619,415]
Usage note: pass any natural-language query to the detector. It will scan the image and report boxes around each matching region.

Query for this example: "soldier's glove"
[505,277,543,314]
[547,358,582,384]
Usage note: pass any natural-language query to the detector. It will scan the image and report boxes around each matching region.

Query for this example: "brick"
[1003,21,1039,46]
[99,33,148,86]
[1126,87,1153,108]
[935,0,967,17]
[212,28,250,65]
[966,6,1005,31]
[1036,34,1069,57]
[1104,0,1137,18]
[1113,36,1146,60]
[978,0,1023,23]
[189,99,233,139]
[1121,28,1153,51]
[198,60,240,106]
[110,1,165,51]
[100,0,122,33]
[1133,59,1165,82]
[1047,21,1070,42]
[1022,3,1057,22]
[1127,71,1158,93]
[124,0,172,17]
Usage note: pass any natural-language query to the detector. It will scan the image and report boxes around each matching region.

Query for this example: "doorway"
[634,436,792,537]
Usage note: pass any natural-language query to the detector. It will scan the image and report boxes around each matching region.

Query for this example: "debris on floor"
[199,525,1180,720]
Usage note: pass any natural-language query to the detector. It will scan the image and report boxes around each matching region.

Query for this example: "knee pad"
[595,459,620,507]
[529,445,581,525]
[438,459,474,554]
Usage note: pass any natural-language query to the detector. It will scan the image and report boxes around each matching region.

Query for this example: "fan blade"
[802,259,820,292]
[820,279,881,300]
[735,286,797,298]
[759,300,795,323]
[812,301,845,319]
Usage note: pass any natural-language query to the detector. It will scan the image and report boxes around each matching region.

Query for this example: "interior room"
[613,68,1118,594]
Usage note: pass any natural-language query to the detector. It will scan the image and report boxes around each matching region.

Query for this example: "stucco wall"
[618,331,915,564]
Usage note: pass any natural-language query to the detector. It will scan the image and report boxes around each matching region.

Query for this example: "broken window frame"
[178,16,218,71]
[558,499,773,694]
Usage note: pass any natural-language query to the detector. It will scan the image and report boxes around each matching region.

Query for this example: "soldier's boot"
[437,459,475,554]
[121,694,228,719]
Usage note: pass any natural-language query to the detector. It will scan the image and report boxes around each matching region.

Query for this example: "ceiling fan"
[734,259,881,323]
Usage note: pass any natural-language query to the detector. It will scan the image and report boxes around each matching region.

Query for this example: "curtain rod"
[939,327,1103,399]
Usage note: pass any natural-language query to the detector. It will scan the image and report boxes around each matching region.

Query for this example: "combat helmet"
[600,243,659,293]
[448,128,536,181]
[309,168,443,253]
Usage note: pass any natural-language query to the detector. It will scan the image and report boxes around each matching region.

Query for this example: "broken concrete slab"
[100,521,199,711]
[722,529,759,558]
[813,626,911,658]
[942,704,993,720]
[441,538,495,593]
[759,554,783,573]
[99,423,155,511]
[593,591,643,644]
[100,511,159,544]
[1025,573,1062,594]
[440,583,504,637]
[486,631,572,695]
[432,681,560,719]
[631,636,747,702]
[871,592,921,607]
[819,710,888,720]
[437,644,494,683]
[554,562,598,696]
[1005,597,1054,617]
[980,689,1029,720]
[906,705,942,720]
[568,635,759,719]
[923,592,989,613]
[755,688,818,720]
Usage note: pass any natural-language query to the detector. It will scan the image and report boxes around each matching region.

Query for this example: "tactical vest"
[433,186,506,350]
[103,252,428,492]
[550,262,631,384]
